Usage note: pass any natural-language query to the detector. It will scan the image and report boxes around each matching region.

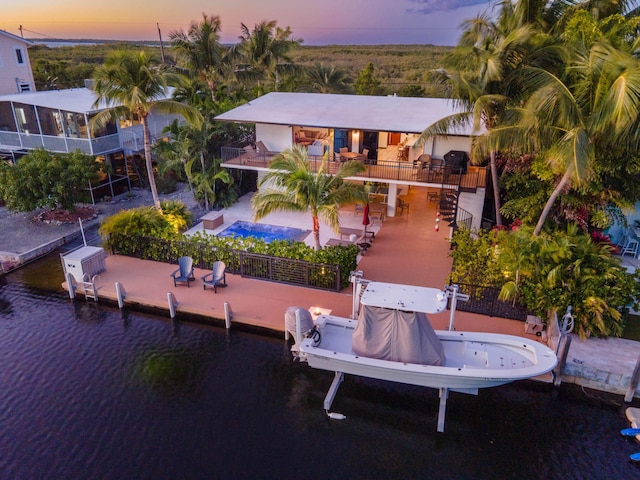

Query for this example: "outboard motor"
[284,307,314,358]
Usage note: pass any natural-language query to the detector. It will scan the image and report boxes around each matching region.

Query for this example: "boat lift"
[299,280,470,432]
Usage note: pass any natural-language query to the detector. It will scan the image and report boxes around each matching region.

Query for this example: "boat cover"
[285,307,314,336]
[352,305,445,365]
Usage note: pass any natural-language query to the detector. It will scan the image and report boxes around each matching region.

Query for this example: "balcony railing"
[221,145,486,192]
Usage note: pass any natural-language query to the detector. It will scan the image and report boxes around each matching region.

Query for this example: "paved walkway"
[2,184,639,400]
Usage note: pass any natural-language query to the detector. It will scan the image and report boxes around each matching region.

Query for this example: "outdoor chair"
[621,236,639,257]
[255,140,278,157]
[170,256,195,287]
[202,261,227,293]
[397,198,410,215]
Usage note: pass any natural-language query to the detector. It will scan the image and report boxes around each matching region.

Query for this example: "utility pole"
[19,25,23,38]
[157,23,166,65]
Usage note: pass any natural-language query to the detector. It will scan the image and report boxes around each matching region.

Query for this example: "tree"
[251,145,366,251]
[494,38,640,235]
[233,20,302,95]
[301,63,352,94]
[90,50,202,212]
[418,1,559,228]
[354,62,382,95]
[170,14,233,103]
[0,148,100,212]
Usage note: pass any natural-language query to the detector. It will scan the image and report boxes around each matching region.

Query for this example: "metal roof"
[0,87,175,114]
[0,88,107,113]
[215,92,479,135]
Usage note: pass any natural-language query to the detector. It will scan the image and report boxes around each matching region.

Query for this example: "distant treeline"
[28,42,452,96]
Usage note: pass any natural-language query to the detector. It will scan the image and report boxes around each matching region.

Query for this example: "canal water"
[1,253,639,479]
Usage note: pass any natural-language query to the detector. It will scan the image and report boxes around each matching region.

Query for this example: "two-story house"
[0,30,36,95]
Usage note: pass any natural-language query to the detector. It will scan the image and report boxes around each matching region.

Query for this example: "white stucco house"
[215,92,489,228]
[0,30,36,95]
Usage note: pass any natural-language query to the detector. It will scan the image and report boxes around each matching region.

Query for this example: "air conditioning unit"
[62,246,107,283]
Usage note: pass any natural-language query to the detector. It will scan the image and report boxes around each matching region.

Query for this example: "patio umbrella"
[363,203,370,236]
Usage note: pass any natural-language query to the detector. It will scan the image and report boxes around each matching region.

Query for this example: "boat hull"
[300,315,558,391]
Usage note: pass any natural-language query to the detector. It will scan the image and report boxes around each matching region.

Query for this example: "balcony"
[221,145,487,193]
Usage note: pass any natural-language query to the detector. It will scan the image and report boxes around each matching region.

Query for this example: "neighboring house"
[215,92,488,228]
[0,87,180,202]
[0,30,35,95]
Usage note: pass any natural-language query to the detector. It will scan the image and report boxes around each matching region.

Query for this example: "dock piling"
[167,292,178,318]
[115,282,126,309]
[224,302,233,329]
[65,272,76,299]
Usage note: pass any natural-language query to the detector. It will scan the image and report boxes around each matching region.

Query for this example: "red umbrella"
[362,203,370,235]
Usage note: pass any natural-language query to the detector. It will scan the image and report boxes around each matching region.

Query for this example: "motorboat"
[286,279,558,432]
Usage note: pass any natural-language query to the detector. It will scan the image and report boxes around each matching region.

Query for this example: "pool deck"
[59,186,640,402]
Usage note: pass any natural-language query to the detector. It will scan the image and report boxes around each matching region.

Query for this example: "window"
[15,48,24,65]
[19,82,30,93]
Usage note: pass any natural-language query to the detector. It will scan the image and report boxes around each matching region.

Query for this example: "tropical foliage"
[0,149,100,212]
[251,146,366,250]
[450,225,640,339]
[99,199,193,249]
[90,50,202,212]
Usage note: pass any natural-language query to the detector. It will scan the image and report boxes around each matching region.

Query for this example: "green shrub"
[99,201,193,250]
[450,225,640,338]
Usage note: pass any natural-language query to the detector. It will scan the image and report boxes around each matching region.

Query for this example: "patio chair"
[397,198,410,215]
[202,261,227,293]
[255,140,278,157]
[621,236,639,257]
[170,256,195,287]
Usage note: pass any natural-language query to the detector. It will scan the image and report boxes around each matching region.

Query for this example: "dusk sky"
[4,0,492,46]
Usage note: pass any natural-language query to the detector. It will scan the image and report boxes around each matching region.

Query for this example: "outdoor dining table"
[340,152,366,161]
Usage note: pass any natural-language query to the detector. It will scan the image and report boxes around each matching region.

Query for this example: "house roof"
[215,92,480,135]
[0,30,34,46]
[0,88,106,113]
[0,87,175,114]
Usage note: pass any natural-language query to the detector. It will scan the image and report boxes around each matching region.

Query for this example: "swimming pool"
[217,220,310,243]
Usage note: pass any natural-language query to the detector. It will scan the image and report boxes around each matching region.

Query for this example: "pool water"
[1,253,639,479]
[217,220,310,243]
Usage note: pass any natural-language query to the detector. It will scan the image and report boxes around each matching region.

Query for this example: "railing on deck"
[107,233,343,292]
[221,145,486,192]
[450,281,531,321]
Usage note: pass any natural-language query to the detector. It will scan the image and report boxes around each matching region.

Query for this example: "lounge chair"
[170,256,195,287]
[255,140,279,157]
[202,261,227,293]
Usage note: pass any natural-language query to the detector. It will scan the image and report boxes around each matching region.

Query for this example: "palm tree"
[302,63,352,94]
[233,20,302,95]
[170,14,233,103]
[251,145,366,251]
[91,50,202,212]
[419,0,565,228]
[516,40,640,235]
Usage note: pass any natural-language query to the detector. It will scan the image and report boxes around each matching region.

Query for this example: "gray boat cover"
[284,306,314,337]
[352,305,445,365]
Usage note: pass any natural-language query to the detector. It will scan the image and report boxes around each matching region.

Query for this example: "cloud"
[406,0,488,15]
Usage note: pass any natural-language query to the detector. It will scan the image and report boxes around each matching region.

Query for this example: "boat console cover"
[352,306,445,365]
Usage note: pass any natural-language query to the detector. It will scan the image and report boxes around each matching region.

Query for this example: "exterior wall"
[428,135,473,159]
[256,124,292,152]
[0,33,35,95]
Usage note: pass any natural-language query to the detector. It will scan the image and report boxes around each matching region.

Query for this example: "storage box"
[62,246,106,283]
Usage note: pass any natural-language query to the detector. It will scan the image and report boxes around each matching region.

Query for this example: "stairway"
[439,189,458,224]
